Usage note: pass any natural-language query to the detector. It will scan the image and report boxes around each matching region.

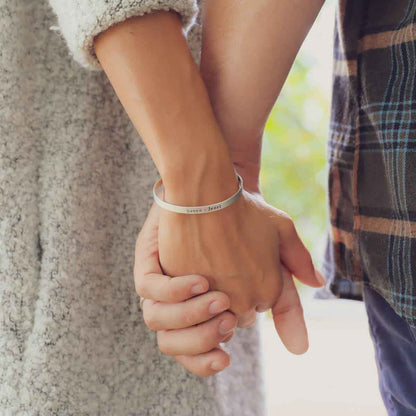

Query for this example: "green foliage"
[260,56,329,263]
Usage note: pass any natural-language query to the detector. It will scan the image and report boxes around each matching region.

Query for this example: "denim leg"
[363,285,416,416]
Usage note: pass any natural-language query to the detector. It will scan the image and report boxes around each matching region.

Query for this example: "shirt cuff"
[49,0,199,70]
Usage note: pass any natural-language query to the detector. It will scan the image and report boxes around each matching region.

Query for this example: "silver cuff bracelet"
[153,173,243,214]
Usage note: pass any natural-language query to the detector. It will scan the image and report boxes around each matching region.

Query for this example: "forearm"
[93,11,238,205]
[200,0,325,191]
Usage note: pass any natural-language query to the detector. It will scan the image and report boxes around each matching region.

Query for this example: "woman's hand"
[134,203,237,376]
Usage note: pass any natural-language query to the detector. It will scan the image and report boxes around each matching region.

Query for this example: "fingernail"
[315,269,326,286]
[210,361,226,371]
[190,284,204,295]
[209,300,225,314]
[219,319,235,335]
[221,329,235,343]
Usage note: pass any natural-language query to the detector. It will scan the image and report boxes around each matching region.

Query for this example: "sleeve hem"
[57,0,199,71]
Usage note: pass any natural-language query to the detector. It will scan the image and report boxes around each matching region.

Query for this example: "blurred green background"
[259,5,385,415]
[259,4,333,267]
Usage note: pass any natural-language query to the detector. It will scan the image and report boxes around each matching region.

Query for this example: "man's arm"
[200,0,325,192]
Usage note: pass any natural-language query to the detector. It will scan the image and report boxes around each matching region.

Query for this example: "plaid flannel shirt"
[322,0,416,327]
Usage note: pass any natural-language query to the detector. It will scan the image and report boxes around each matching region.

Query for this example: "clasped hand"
[134,187,325,376]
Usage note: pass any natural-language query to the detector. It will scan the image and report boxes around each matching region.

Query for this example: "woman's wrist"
[94,12,241,209]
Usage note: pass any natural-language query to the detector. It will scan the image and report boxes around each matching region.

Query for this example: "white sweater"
[49,0,198,69]
[0,1,264,415]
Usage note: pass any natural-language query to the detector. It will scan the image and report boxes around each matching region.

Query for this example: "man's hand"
[172,0,326,337]
[158,184,324,352]
[134,203,237,376]
[135,200,321,378]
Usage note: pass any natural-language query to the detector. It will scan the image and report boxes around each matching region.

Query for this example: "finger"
[136,272,209,303]
[220,331,235,343]
[157,311,237,356]
[256,303,272,312]
[277,216,325,288]
[143,291,231,330]
[236,309,257,328]
[174,347,231,376]
[271,264,309,355]
[134,204,211,302]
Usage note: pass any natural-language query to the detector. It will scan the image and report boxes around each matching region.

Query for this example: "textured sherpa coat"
[0,1,264,415]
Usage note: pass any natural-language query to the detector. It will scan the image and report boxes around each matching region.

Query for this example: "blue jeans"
[364,286,416,415]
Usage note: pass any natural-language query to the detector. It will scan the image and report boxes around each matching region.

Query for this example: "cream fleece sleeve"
[48,0,198,70]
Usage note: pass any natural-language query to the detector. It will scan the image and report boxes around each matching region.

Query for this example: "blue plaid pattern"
[323,0,416,326]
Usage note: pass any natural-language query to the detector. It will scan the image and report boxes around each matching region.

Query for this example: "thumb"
[277,216,325,287]
[135,202,162,276]
[272,264,309,355]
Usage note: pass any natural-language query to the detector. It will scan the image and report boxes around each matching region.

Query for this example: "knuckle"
[285,217,297,234]
[143,308,160,331]
[157,332,172,355]
[257,285,279,309]
[230,299,252,316]
[280,211,293,222]
[275,210,293,225]
[219,311,238,328]
[192,274,207,286]
[166,281,181,301]
[134,279,146,297]
[183,309,198,327]
[211,291,231,309]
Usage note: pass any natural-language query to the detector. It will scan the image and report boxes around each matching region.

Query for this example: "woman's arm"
[200,0,325,192]
[93,11,238,205]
